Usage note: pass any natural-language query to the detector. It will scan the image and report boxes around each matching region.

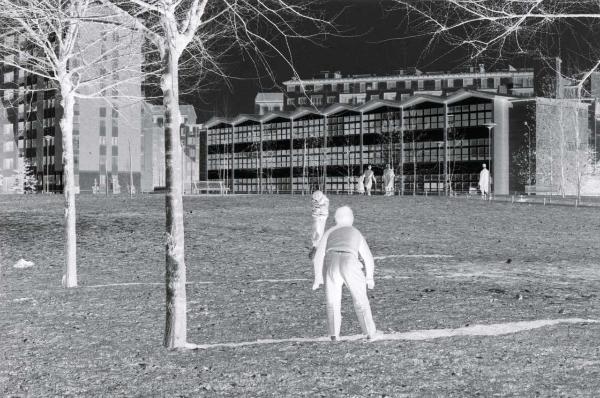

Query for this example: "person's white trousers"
[385,183,394,196]
[311,216,327,247]
[324,252,376,337]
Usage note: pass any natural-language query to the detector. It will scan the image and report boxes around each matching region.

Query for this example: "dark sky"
[184,1,598,123]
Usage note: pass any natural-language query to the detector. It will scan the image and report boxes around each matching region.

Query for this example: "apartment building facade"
[140,102,199,192]
[0,12,144,194]
[254,93,284,115]
[282,66,534,111]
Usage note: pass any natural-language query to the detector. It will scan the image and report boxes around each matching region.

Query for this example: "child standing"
[309,190,329,260]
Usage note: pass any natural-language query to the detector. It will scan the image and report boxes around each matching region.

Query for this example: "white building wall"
[493,98,511,195]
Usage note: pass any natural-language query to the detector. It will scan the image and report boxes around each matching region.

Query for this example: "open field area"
[2,194,600,397]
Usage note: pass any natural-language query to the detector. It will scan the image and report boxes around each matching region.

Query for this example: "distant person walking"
[383,164,395,196]
[312,206,378,341]
[478,163,490,200]
[363,165,377,196]
[356,175,365,195]
[309,190,329,260]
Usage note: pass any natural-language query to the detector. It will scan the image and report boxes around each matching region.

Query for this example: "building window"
[386,81,396,89]
[99,120,106,136]
[100,136,106,145]
[327,96,336,104]
[3,158,14,170]
[287,98,295,106]
[111,136,118,146]
[286,85,295,92]
[298,97,308,105]
[99,107,106,117]
[112,106,118,118]
[3,141,14,152]
[370,94,380,100]
[417,80,424,90]
[311,96,323,106]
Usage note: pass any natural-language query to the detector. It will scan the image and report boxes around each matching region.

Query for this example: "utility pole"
[44,135,52,193]
[400,125,404,196]
[128,138,134,198]
[524,121,532,187]
[413,130,417,196]
[484,122,497,196]
[323,116,328,194]
[443,103,449,196]
[346,144,350,194]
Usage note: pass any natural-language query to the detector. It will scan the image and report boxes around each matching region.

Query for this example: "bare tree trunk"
[559,107,566,198]
[162,47,187,349]
[60,85,77,288]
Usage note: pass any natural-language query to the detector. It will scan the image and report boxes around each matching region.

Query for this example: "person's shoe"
[330,335,339,342]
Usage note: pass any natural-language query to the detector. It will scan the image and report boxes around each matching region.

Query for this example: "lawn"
[1,193,600,397]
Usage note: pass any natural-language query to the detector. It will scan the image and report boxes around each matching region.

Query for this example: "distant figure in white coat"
[478,163,490,200]
[383,164,395,196]
[356,175,365,195]
[313,206,377,341]
[309,190,329,259]
[363,165,377,196]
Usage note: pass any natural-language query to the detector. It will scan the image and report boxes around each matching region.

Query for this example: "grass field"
[1,194,600,397]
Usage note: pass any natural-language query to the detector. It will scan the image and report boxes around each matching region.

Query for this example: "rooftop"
[284,65,534,85]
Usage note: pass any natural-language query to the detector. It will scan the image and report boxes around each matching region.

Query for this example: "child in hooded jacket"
[309,190,329,260]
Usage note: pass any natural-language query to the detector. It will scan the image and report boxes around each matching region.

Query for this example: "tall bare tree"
[395,1,600,84]
[0,0,144,287]
[536,97,592,198]
[103,0,329,349]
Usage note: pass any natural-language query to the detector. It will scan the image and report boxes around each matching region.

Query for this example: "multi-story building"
[0,103,18,193]
[0,13,144,194]
[140,102,198,192]
[282,66,534,111]
[74,97,143,194]
[200,89,536,196]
